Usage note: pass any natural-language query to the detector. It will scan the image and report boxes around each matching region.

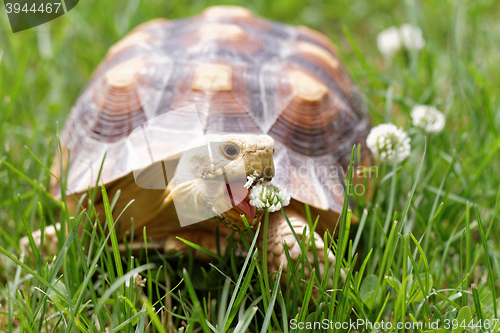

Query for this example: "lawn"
[1,0,500,332]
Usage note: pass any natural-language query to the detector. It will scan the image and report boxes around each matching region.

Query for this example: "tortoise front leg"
[19,223,62,261]
[264,208,335,286]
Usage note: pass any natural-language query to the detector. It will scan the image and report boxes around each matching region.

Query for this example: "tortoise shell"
[53,5,371,222]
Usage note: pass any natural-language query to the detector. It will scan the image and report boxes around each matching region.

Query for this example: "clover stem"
[262,209,271,301]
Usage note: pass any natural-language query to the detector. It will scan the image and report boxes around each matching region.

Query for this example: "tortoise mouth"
[224,182,256,218]
[219,180,264,230]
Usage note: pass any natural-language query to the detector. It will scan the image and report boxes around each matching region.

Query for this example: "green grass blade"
[181,268,212,333]
[475,205,497,319]
[260,266,282,333]
[101,184,125,294]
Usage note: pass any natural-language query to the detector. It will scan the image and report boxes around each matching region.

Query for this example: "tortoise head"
[166,134,275,230]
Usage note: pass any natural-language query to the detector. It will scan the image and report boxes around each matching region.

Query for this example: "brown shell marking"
[169,63,261,134]
[90,56,147,142]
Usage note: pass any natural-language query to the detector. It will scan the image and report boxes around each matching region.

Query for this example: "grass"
[1,0,500,332]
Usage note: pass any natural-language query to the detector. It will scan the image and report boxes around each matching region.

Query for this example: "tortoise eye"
[223,144,239,159]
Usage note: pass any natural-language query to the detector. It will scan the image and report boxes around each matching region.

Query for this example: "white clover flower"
[366,124,411,163]
[410,105,445,133]
[244,171,262,189]
[399,24,425,50]
[249,184,290,212]
[377,26,402,56]
[133,273,147,288]
[125,273,147,288]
